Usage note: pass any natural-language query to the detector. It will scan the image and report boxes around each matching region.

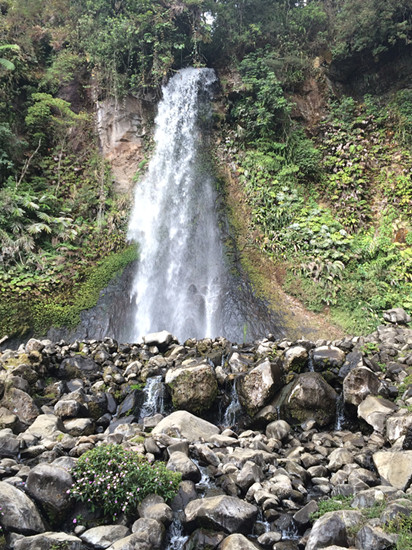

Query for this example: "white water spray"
[127,68,227,342]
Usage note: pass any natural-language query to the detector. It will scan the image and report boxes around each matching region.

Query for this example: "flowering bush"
[69,444,181,520]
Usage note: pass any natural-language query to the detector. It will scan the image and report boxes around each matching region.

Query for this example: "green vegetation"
[387,513,412,550]
[312,495,412,550]
[310,495,354,519]
[225,89,412,334]
[0,243,137,336]
[69,444,181,521]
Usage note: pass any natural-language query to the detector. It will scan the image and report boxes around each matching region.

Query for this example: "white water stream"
[127,68,229,342]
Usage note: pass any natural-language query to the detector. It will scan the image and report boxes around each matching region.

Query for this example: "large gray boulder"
[343,367,382,407]
[237,358,283,416]
[26,413,65,441]
[312,345,346,369]
[373,451,412,490]
[283,346,308,373]
[165,362,218,414]
[0,429,20,457]
[151,410,219,442]
[383,308,411,325]
[386,413,412,444]
[58,355,100,381]
[137,495,173,526]
[26,463,73,522]
[13,532,83,550]
[357,395,397,433]
[355,524,397,550]
[184,495,258,534]
[218,533,261,549]
[278,372,337,427]
[131,518,165,549]
[167,451,201,483]
[1,387,39,429]
[0,480,45,534]
[306,510,363,550]
[81,525,131,549]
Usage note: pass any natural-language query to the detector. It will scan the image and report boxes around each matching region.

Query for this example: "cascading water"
[127,68,228,342]
[138,375,166,420]
[220,379,243,427]
[125,67,284,344]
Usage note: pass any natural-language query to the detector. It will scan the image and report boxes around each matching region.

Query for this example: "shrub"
[69,444,181,521]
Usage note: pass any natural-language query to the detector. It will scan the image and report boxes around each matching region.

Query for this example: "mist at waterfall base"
[125,67,282,344]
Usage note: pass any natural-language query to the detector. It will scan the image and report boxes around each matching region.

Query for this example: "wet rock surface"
[0,311,411,548]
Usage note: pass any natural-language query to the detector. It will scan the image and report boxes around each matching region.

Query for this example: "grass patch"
[0,243,138,337]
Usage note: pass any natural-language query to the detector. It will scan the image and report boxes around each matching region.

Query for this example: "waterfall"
[220,379,243,427]
[127,68,227,342]
[138,375,165,420]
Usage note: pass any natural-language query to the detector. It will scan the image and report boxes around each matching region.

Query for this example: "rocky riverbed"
[0,308,411,549]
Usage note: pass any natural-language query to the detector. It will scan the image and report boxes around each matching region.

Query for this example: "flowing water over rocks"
[126,67,281,344]
[0,310,411,549]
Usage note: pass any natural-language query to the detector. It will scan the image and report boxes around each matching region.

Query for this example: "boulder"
[312,346,346,369]
[0,429,20,457]
[339,350,363,379]
[228,353,253,374]
[170,480,198,512]
[0,407,18,430]
[186,528,226,549]
[81,525,131,548]
[116,389,140,418]
[130,517,165,548]
[383,308,411,325]
[184,495,258,534]
[165,363,218,414]
[293,500,318,529]
[265,419,291,441]
[373,451,412,490]
[218,533,260,549]
[142,330,175,349]
[357,396,397,433]
[1,387,39,428]
[306,510,363,550]
[151,411,219,442]
[137,495,173,526]
[24,339,45,354]
[356,524,397,550]
[14,532,82,550]
[0,480,45,534]
[26,414,65,441]
[167,451,201,483]
[236,462,264,492]
[278,372,337,427]
[343,367,382,407]
[54,399,82,419]
[26,463,73,522]
[58,356,100,381]
[237,358,283,416]
[63,417,94,437]
[386,413,412,444]
[328,448,355,471]
[283,346,308,372]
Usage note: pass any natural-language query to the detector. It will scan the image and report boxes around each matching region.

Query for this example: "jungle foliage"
[0,0,411,337]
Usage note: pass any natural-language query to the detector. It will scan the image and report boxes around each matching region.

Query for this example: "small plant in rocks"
[310,495,353,519]
[69,444,181,521]
[386,513,412,550]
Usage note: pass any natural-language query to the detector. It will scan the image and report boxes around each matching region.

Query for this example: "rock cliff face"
[96,95,155,192]
[0,310,411,549]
